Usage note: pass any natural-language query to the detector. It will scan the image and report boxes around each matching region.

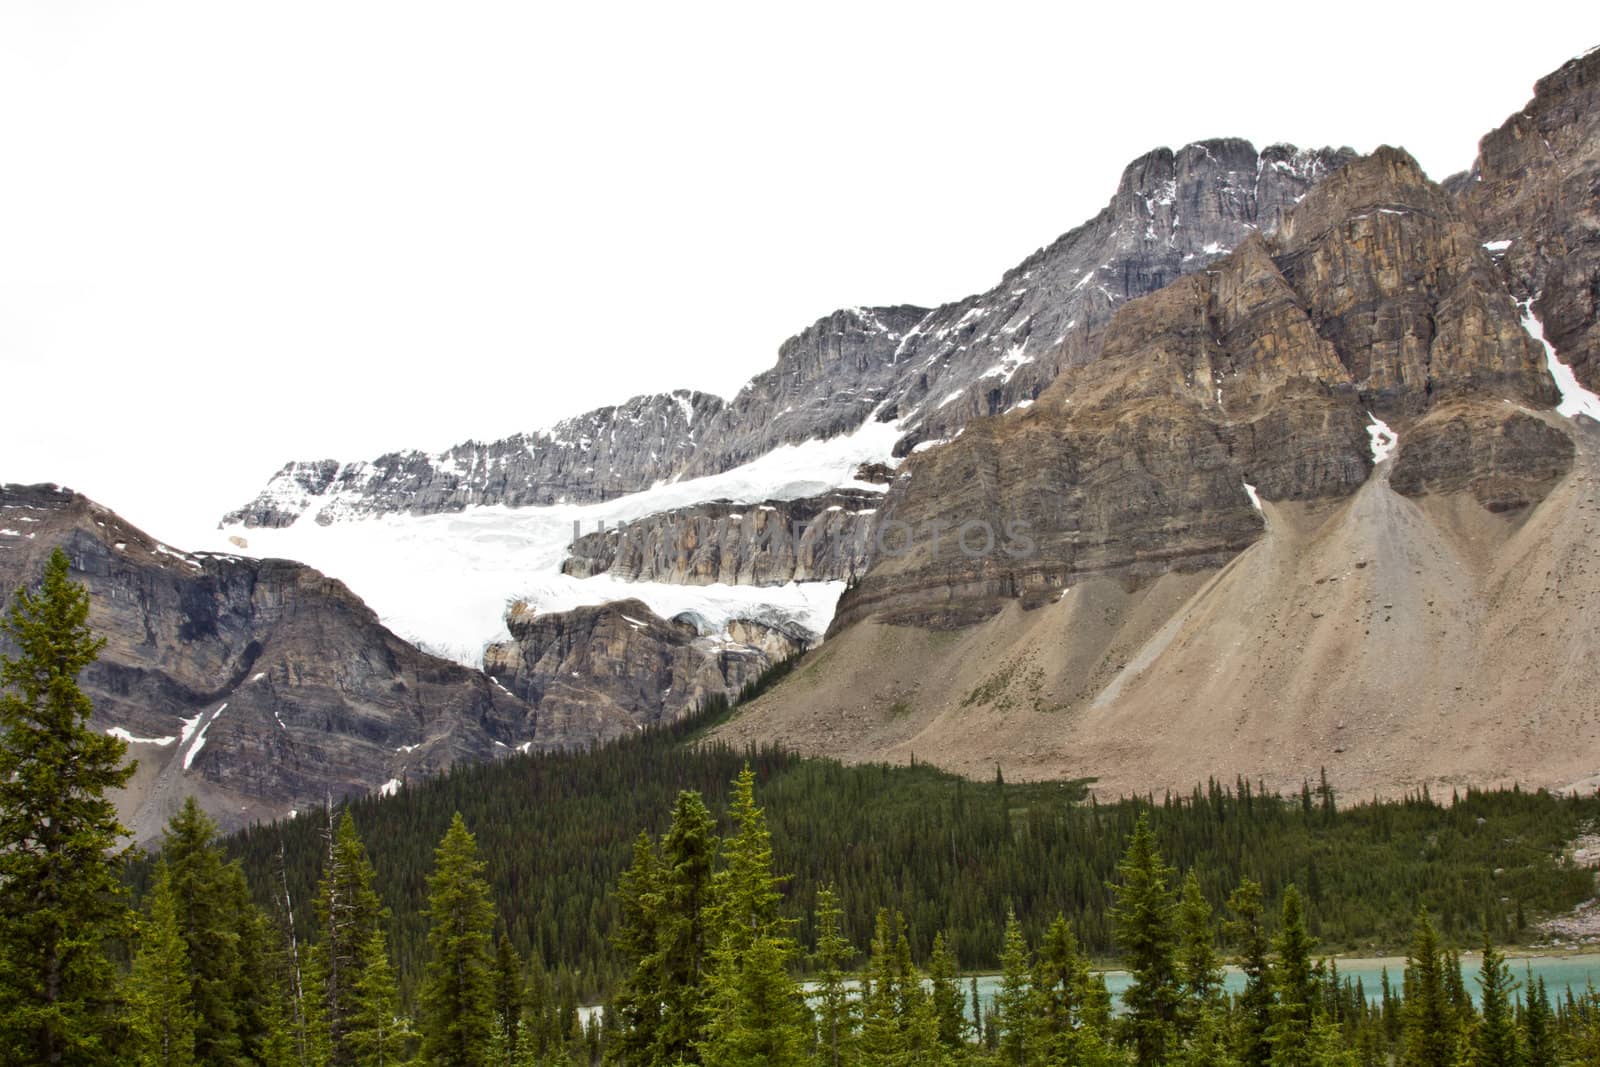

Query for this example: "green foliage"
[1400,910,1455,1067]
[1111,812,1181,1065]
[1467,931,1518,1067]
[126,862,197,1067]
[215,695,1600,1001]
[1268,885,1316,1067]
[309,809,390,1066]
[811,886,856,1067]
[419,813,499,1067]
[0,548,135,1064]
[1228,878,1273,1067]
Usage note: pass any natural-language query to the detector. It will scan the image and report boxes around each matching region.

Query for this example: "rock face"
[561,489,879,585]
[1453,47,1600,391]
[225,141,1354,528]
[831,147,1564,631]
[0,484,539,842]
[481,599,810,733]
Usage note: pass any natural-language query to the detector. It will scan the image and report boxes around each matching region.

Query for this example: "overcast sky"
[2,2,1593,543]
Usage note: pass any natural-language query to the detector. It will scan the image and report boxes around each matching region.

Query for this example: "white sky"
[2,1,1594,545]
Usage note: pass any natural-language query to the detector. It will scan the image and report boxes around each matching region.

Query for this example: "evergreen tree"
[859,908,914,1065]
[1269,885,1316,1067]
[811,886,855,1067]
[345,925,410,1067]
[701,768,806,1067]
[1468,931,1518,1067]
[1228,878,1274,1067]
[310,809,387,1067]
[419,812,499,1067]
[161,797,251,1063]
[126,862,197,1067]
[994,908,1032,1066]
[1178,871,1225,1028]
[1523,973,1556,1067]
[1112,813,1182,1065]
[651,790,719,1066]
[0,548,135,1064]
[493,936,525,1066]
[1400,909,1454,1067]
[611,832,665,1065]
[928,931,967,1051]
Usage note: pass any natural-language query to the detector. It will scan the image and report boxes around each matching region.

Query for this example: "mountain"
[223,141,1353,527]
[717,52,1600,800]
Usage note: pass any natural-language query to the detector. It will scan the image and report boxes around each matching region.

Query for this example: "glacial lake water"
[962,952,1600,1013]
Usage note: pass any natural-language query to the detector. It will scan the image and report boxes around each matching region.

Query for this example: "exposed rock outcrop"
[561,489,879,585]
[832,147,1565,631]
[1453,47,1600,391]
[481,599,810,732]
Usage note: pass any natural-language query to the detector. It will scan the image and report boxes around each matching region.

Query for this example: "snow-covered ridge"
[210,416,903,666]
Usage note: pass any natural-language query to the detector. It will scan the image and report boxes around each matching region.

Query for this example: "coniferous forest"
[11,555,1600,1065]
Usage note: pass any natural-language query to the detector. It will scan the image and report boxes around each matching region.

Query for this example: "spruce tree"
[652,790,719,1066]
[1269,885,1316,1067]
[0,548,135,1064]
[161,797,250,1063]
[345,926,410,1067]
[1400,909,1454,1067]
[1468,931,1518,1067]
[1523,973,1556,1067]
[611,831,665,1065]
[1228,878,1274,1067]
[859,908,913,1064]
[1111,813,1182,1065]
[928,931,967,1050]
[419,812,498,1067]
[310,809,387,1067]
[492,936,524,1066]
[811,886,855,1067]
[994,908,1032,1066]
[701,768,806,1067]
[127,862,197,1067]
[1178,871,1225,1028]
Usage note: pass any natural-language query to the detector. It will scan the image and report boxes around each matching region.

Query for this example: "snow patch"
[183,703,226,771]
[106,727,177,747]
[377,778,402,798]
[1366,413,1399,464]
[1521,300,1600,423]
[936,389,965,409]
[1243,483,1263,513]
[1482,239,1513,253]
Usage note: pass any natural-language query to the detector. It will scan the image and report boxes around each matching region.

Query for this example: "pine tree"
[928,931,967,1050]
[1269,885,1316,1067]
[811,886,855,1067]
[493,936,524,1066]
[161,797,250,1063]
[1112,813,1182,1065]
[345,926,411,1067]
[1400,909,1454,1067]
[701,768,806,1067]
[127,862,197,1067]
[1523,973,1556,1067]
[1468,930,1518,1067]
[419,812,499,1067]
[310,809,387,1067]
[859,908,914,1065]
[994,908,1032,1066]
[0,548,135,1064]
[1228,878,1274,1067]
[1178,871,1225,1029]
[652,790,719,1066]
[611,831,665,1065]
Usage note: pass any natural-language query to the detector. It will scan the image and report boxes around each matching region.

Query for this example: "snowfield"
[208,418,902,666]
